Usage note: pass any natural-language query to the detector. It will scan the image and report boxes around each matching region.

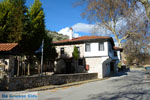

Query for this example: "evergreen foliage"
[0,0,58,62]
[72,46,79,60]
[0,0,27,42]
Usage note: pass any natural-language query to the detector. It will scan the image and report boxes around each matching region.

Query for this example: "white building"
[53,33,122,78]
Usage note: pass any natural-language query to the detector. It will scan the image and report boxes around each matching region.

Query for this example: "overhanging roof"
[0,43,20,55]
[52,36,115,46]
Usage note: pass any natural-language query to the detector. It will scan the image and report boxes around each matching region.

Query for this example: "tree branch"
[120,34,129,41]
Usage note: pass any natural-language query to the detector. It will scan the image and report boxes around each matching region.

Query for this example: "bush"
[118,62,122,69]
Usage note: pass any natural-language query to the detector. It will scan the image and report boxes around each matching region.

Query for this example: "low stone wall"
[130,67,145,71]
[0,73,97,91]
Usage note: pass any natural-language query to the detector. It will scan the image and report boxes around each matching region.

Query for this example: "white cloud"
[58,27,70,36]
[72,23,95,33]
[73,33,80,38]
[58,27,80,38]
[72,23,112,36]
[58,18,128,38]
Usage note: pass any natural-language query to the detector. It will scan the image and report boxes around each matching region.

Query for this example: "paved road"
[38,70,150,100]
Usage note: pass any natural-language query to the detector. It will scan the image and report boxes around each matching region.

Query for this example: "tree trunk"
[118,39,122,48]
[17,57,20,77]
[24,62,25,76]
[38,62,41,76]
[27,63,30,76]
[21,58,23,76]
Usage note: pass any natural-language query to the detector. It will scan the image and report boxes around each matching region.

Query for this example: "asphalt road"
[38,69,150,100]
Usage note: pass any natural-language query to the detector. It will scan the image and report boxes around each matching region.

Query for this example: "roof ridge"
[53,35,112,44]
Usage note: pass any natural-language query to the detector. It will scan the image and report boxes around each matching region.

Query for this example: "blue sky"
[0,0,115,37]
[26,0,91,36]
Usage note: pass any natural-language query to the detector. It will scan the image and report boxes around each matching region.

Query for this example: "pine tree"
[0,0,27,43]
[8,0,27,42]
[0,0,12,42]
[19,0,46,55]
[28,0,46,53]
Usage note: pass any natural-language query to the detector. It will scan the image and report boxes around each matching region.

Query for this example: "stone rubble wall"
[0,73,98,91]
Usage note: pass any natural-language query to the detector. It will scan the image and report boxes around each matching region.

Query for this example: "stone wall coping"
[9,73,97,79]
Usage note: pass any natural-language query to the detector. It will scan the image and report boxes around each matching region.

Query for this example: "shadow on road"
[86,70,150,100]
[111,70,129,77]
[87,90,150,100]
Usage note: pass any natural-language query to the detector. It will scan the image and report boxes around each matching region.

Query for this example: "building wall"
[54,41,119,78]
[108,42,122,61]
[101,57,112,77]
[117,51,121,60]
[0,55,15,77]
[55,41,109,58]
[84,42,108,57]
[0,55,9,70]
[102,62,111,77]
[56,44,84,58]
[85,57,103,78]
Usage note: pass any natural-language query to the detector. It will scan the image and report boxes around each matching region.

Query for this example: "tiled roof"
[113,47,123,51]
[113,47,123,50]
[53,36,112,44]
[0,43,18,51]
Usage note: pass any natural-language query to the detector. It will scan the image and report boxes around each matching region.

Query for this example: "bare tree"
[138,0,150,19]
[75,0,133,47]
[75,0,149,48]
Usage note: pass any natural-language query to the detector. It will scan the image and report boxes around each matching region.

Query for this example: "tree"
[35,32,58,73]
[27,0,45,54]
[20,0,45,75]
[138,0,150,20]
[72,46,79,60]
[0,0,27,43]
[76,0,148,47]
[123,28,150,65]
[0,0,10,42]
[19,0,45,54]
[19,0,58,74]
[8,0,27,42]
[43,32,58,62]
[72,46,79,73]
[0,0,58,75]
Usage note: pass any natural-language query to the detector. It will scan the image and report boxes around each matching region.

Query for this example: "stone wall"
[0,73,97,91]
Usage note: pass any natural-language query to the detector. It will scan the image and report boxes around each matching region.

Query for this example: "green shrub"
[118,62,122,68]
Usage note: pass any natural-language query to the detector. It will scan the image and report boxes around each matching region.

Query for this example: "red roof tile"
[113,47,123,51]
[53,36,112,44]
[0,43,18,51]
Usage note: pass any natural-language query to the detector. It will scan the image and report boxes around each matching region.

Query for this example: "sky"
[0,0,118,42]
[26,0,92,37]
[1,0,146,46]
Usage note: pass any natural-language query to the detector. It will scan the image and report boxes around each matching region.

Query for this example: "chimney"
[69,27,73,40]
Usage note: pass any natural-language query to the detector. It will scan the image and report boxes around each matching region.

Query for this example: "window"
[60,48,64,55]
[85,43,91,52]
[99,42,104,51]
